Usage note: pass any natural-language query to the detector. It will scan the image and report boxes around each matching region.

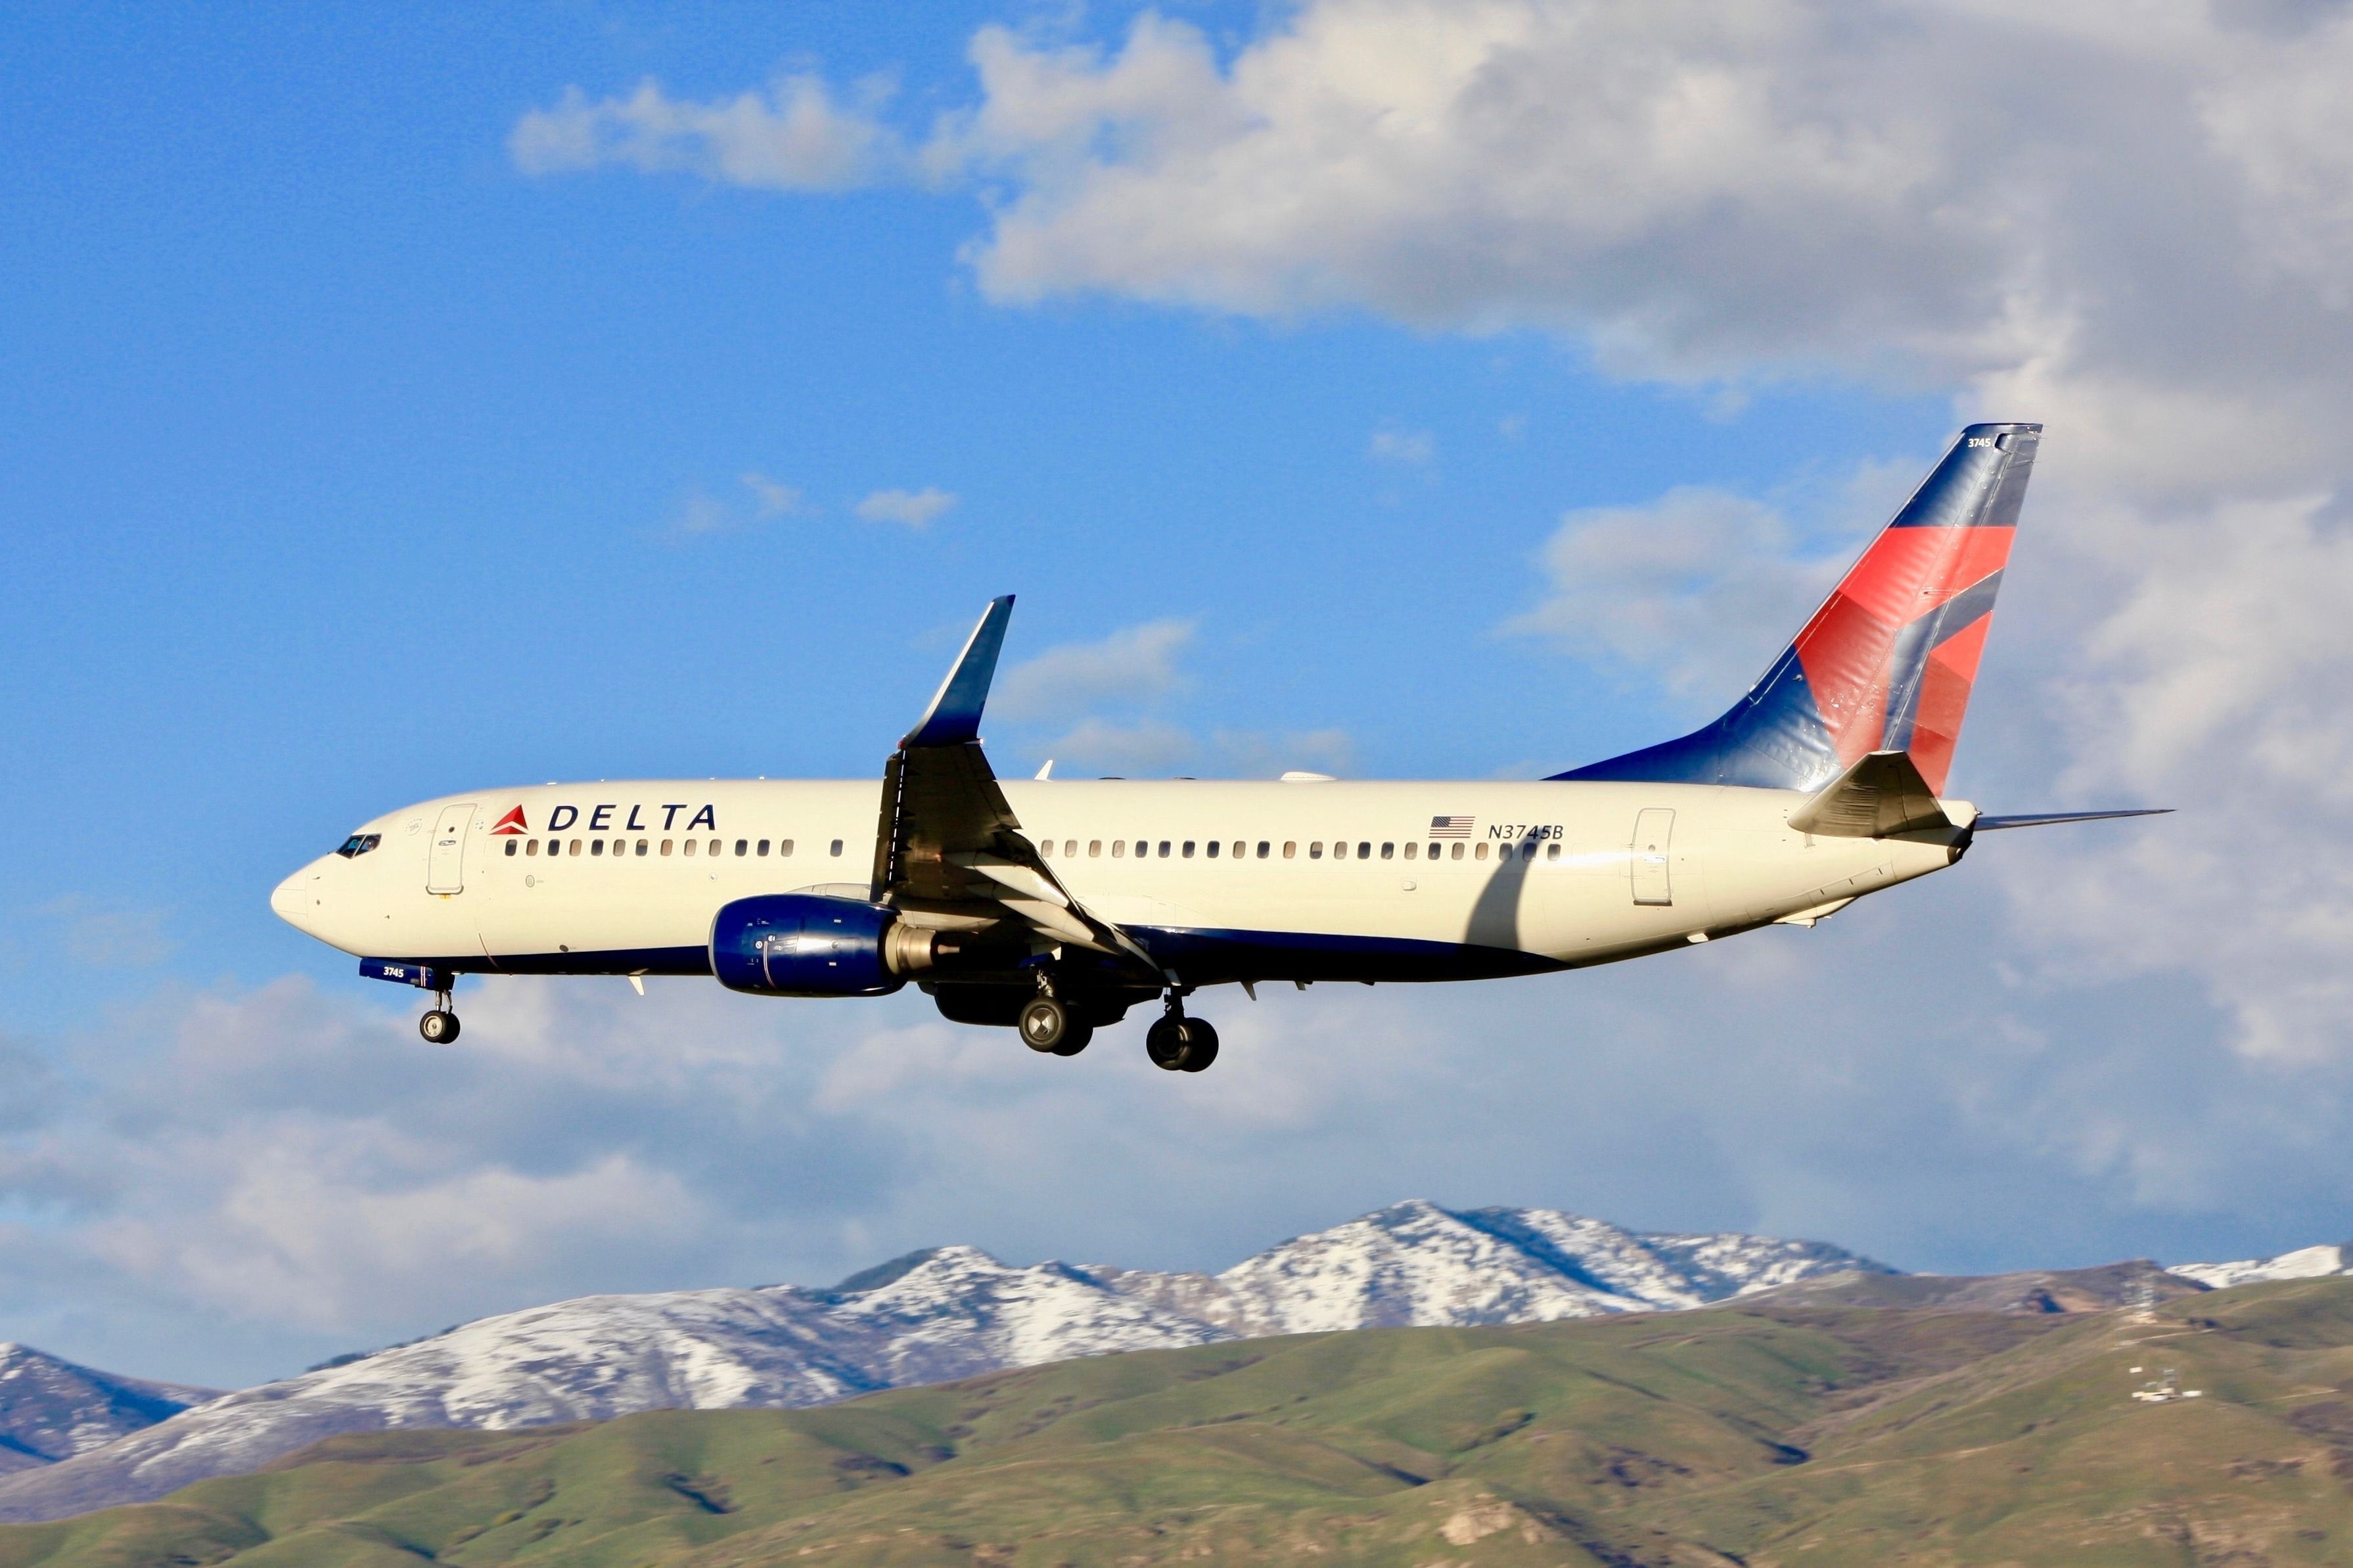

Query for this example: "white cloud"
[1367,426,1435,466]
[1035,717,1197,777]
[666,488,731,538]
[741,472,810,518]
[994,618,1196,723]
[511,76,898,190]
[853,486,959,527]
[1503,486,1844,704]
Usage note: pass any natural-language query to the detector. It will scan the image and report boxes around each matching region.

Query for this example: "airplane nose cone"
[272,870,321,934]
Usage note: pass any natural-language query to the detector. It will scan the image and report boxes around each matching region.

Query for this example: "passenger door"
[426,803,476,895]
[1630,809,1674,907]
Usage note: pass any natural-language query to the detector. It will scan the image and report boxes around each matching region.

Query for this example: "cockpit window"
[335,834,381,859]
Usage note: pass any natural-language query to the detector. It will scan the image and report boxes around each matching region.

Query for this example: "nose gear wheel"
[419,986,460,1044]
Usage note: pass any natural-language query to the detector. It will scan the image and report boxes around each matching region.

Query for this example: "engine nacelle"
[708,894,947,998]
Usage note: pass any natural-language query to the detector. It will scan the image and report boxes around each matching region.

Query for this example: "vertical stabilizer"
[1554,423,2039,795]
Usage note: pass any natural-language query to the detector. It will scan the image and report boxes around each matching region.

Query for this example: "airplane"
[273,422,2162,1071]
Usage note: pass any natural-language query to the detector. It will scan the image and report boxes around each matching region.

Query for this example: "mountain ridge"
[0,1199,1881,1522]
[5,1200,2337,1527]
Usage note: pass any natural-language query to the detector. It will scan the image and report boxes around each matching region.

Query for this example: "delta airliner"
[273,424,2160,1070]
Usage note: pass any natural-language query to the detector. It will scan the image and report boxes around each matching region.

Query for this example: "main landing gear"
[419,987,461,1044]
[1018,991,1092,1057]
[1145,997,1218,1073]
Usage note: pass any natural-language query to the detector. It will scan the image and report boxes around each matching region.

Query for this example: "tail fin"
[1554,422,2040,795]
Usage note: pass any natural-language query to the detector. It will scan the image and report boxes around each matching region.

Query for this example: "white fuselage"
[271,777,1968,985]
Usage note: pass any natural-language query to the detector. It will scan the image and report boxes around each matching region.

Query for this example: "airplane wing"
[867,596,1165,979]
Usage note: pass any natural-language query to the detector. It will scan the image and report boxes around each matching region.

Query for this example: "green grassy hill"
[5,1278,2350,1567]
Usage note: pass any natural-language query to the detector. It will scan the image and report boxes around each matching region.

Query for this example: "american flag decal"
[1428,815,1474,838]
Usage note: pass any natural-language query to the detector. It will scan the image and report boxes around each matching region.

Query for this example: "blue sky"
[7,1,2353,1387]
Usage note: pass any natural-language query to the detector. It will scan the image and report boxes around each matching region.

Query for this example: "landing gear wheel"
[1019,996,1074,1054]
[419,1009,460,1044]
[1145,1014,1216,1071]
[1050,1021,1093,1057]
[1146,1014,1188,1070]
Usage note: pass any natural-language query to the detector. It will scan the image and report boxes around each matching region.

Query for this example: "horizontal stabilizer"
[1786,750,1953,839]
[1973,808,2172,830]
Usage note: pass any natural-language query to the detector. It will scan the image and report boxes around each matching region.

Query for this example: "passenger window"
[1089,840,1102,857]
[684,839,697,857]
[1183,841,1195,858]
[1232,841,1245,859]
[1283,841,1296,858]
[1040,839,1054,859]
[1476,843,1490,860]
[1499,843,1513,862]
[1258,841,1271,859]
[735,840,748,857]
[1206,841,1219,858]
[1547,842,1561,861]
[632,839,644,855]
[526,840,539,857]
[1113,840,1126,857]
[782,840,794,856]
[593,839,606,857]
[758,840,770,857]
[1450,842,1463,860]
[708,839,720,856]
[660,840,672,856]
[1310,842,1323,859]
[1381,843,1394,859]
[830,839,843,857]
[1156,840,1170,857]
[505,840,516,856]
[1333,841,1347,861]
[570,839,583,856]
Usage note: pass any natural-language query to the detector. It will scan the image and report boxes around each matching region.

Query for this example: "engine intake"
[710,894,951,997]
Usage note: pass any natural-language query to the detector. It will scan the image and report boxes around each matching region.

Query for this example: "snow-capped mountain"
[1091,1200,1882,1333]
[0,1201,1880,1522]
[2170,1242,2353,1290]
[0,1345,217,1478]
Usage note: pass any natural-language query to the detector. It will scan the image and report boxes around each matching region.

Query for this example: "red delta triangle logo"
[489,806,528,836]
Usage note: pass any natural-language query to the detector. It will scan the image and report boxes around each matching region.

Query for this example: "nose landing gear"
[419,987,461,1044]
[1145,996,1218,1073]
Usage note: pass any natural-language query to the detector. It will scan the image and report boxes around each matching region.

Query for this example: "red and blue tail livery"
[1556,422,2038,795]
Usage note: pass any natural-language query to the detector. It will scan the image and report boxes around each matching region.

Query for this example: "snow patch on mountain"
[2170,1243,2352,1291]
[0,1345,218,1477]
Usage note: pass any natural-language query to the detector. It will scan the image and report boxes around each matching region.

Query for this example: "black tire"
[1177,1018,1218,1073]
[1050,1021,1093,1058]
[1019,997,1072,1053]
[419,1010,459,1044]
[1145,1015,1189,1071]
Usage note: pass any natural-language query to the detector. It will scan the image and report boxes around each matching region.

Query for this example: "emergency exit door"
[426,803,476,895]
[1630,808,1674,906]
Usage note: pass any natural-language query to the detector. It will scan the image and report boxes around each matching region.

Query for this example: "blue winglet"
[902,595,1015,748]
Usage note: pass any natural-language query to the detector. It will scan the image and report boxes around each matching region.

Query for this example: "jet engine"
[709,894,951,998]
